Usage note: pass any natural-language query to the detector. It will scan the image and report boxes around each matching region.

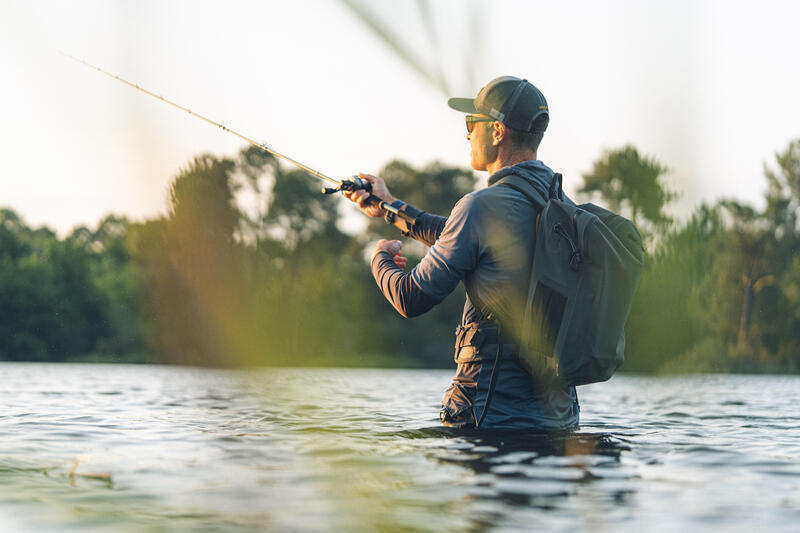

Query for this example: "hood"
[488,160,574,206]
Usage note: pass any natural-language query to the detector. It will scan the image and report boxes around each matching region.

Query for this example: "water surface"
[1,363,799,531]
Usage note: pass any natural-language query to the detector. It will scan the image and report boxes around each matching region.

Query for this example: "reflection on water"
[1,363,800,531]
[410,428,633,519]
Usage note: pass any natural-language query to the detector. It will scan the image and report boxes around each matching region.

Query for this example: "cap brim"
[447,97,476,113]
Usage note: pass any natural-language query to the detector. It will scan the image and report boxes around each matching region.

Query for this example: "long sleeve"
[403,212,447,247]
[371,252,441,318]
[409,194,482,302]
[372,193,483,318]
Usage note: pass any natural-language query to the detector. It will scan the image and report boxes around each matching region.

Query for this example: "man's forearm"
[391,203,447,247]
[371,252,440,318]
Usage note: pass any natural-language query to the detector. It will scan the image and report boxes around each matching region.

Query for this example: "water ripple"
[1,364,799,532]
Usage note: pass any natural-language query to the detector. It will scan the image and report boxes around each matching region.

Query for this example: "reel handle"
[321,176,372,195]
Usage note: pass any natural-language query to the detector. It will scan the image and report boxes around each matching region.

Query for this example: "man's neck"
[485,149,538,175]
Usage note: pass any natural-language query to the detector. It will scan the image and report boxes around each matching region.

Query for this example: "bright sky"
[2,0,799,235]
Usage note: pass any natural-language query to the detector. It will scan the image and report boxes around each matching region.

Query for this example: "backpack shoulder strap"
[549,173,564,201]
[496,174,548,211]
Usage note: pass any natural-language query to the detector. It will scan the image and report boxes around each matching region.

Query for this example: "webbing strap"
[475,329,503,429]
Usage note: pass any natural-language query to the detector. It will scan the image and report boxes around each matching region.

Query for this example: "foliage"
[125,149,460,367]
[579,145,675,234]
[619,139,800,373]
[623,205,720,372]
[3,138,800,374]
[0,209,143,361]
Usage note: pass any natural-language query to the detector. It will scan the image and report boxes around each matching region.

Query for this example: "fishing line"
[61,51,418,230]
[60,51,341,187]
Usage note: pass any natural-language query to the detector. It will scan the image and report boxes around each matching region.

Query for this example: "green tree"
[754,138,800,368]
[763,138,800,237]
[718,201,775,350]
[0,210,112,361]
[625,138,800,373]
[580,145,675,230]
[624,205,723,372]
[129,154,245,366]
[83,215,147,358]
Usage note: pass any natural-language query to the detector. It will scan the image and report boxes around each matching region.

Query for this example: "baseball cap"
[448,76,549,133]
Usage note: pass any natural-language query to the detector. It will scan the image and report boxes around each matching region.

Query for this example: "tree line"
[1,138,798,373]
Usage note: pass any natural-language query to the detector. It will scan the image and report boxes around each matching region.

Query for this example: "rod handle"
[394,209,417,225]
[364,195,416,225]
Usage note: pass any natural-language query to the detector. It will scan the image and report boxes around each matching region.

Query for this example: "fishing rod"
[61,52,416,225]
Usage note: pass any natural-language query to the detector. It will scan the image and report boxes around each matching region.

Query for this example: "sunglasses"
[465,114,494,133]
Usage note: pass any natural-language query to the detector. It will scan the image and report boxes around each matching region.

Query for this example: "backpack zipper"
[553,222,582,271]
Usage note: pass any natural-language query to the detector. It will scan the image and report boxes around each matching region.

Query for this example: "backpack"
[499,173,644,386]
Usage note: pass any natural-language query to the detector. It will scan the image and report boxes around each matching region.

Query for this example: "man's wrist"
[370,248,393,265]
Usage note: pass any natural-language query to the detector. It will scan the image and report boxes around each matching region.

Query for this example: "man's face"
[466,115,497,171]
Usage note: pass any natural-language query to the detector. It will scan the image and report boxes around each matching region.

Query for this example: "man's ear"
[492,121,507,146]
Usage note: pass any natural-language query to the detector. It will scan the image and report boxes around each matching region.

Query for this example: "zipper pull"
[553,223,582,271]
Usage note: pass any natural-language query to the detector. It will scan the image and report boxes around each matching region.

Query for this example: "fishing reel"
[321,176,373,195]
[322,174,418,226]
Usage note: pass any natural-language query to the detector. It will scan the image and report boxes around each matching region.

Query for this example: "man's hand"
[371,239,407,269]
[343,173,398,218]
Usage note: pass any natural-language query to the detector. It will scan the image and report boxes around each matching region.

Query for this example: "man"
[345,76,579,430]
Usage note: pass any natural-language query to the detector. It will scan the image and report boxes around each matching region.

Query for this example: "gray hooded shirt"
[371,160,579,430]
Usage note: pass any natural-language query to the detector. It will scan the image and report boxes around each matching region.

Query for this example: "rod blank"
[60,51,340,186]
